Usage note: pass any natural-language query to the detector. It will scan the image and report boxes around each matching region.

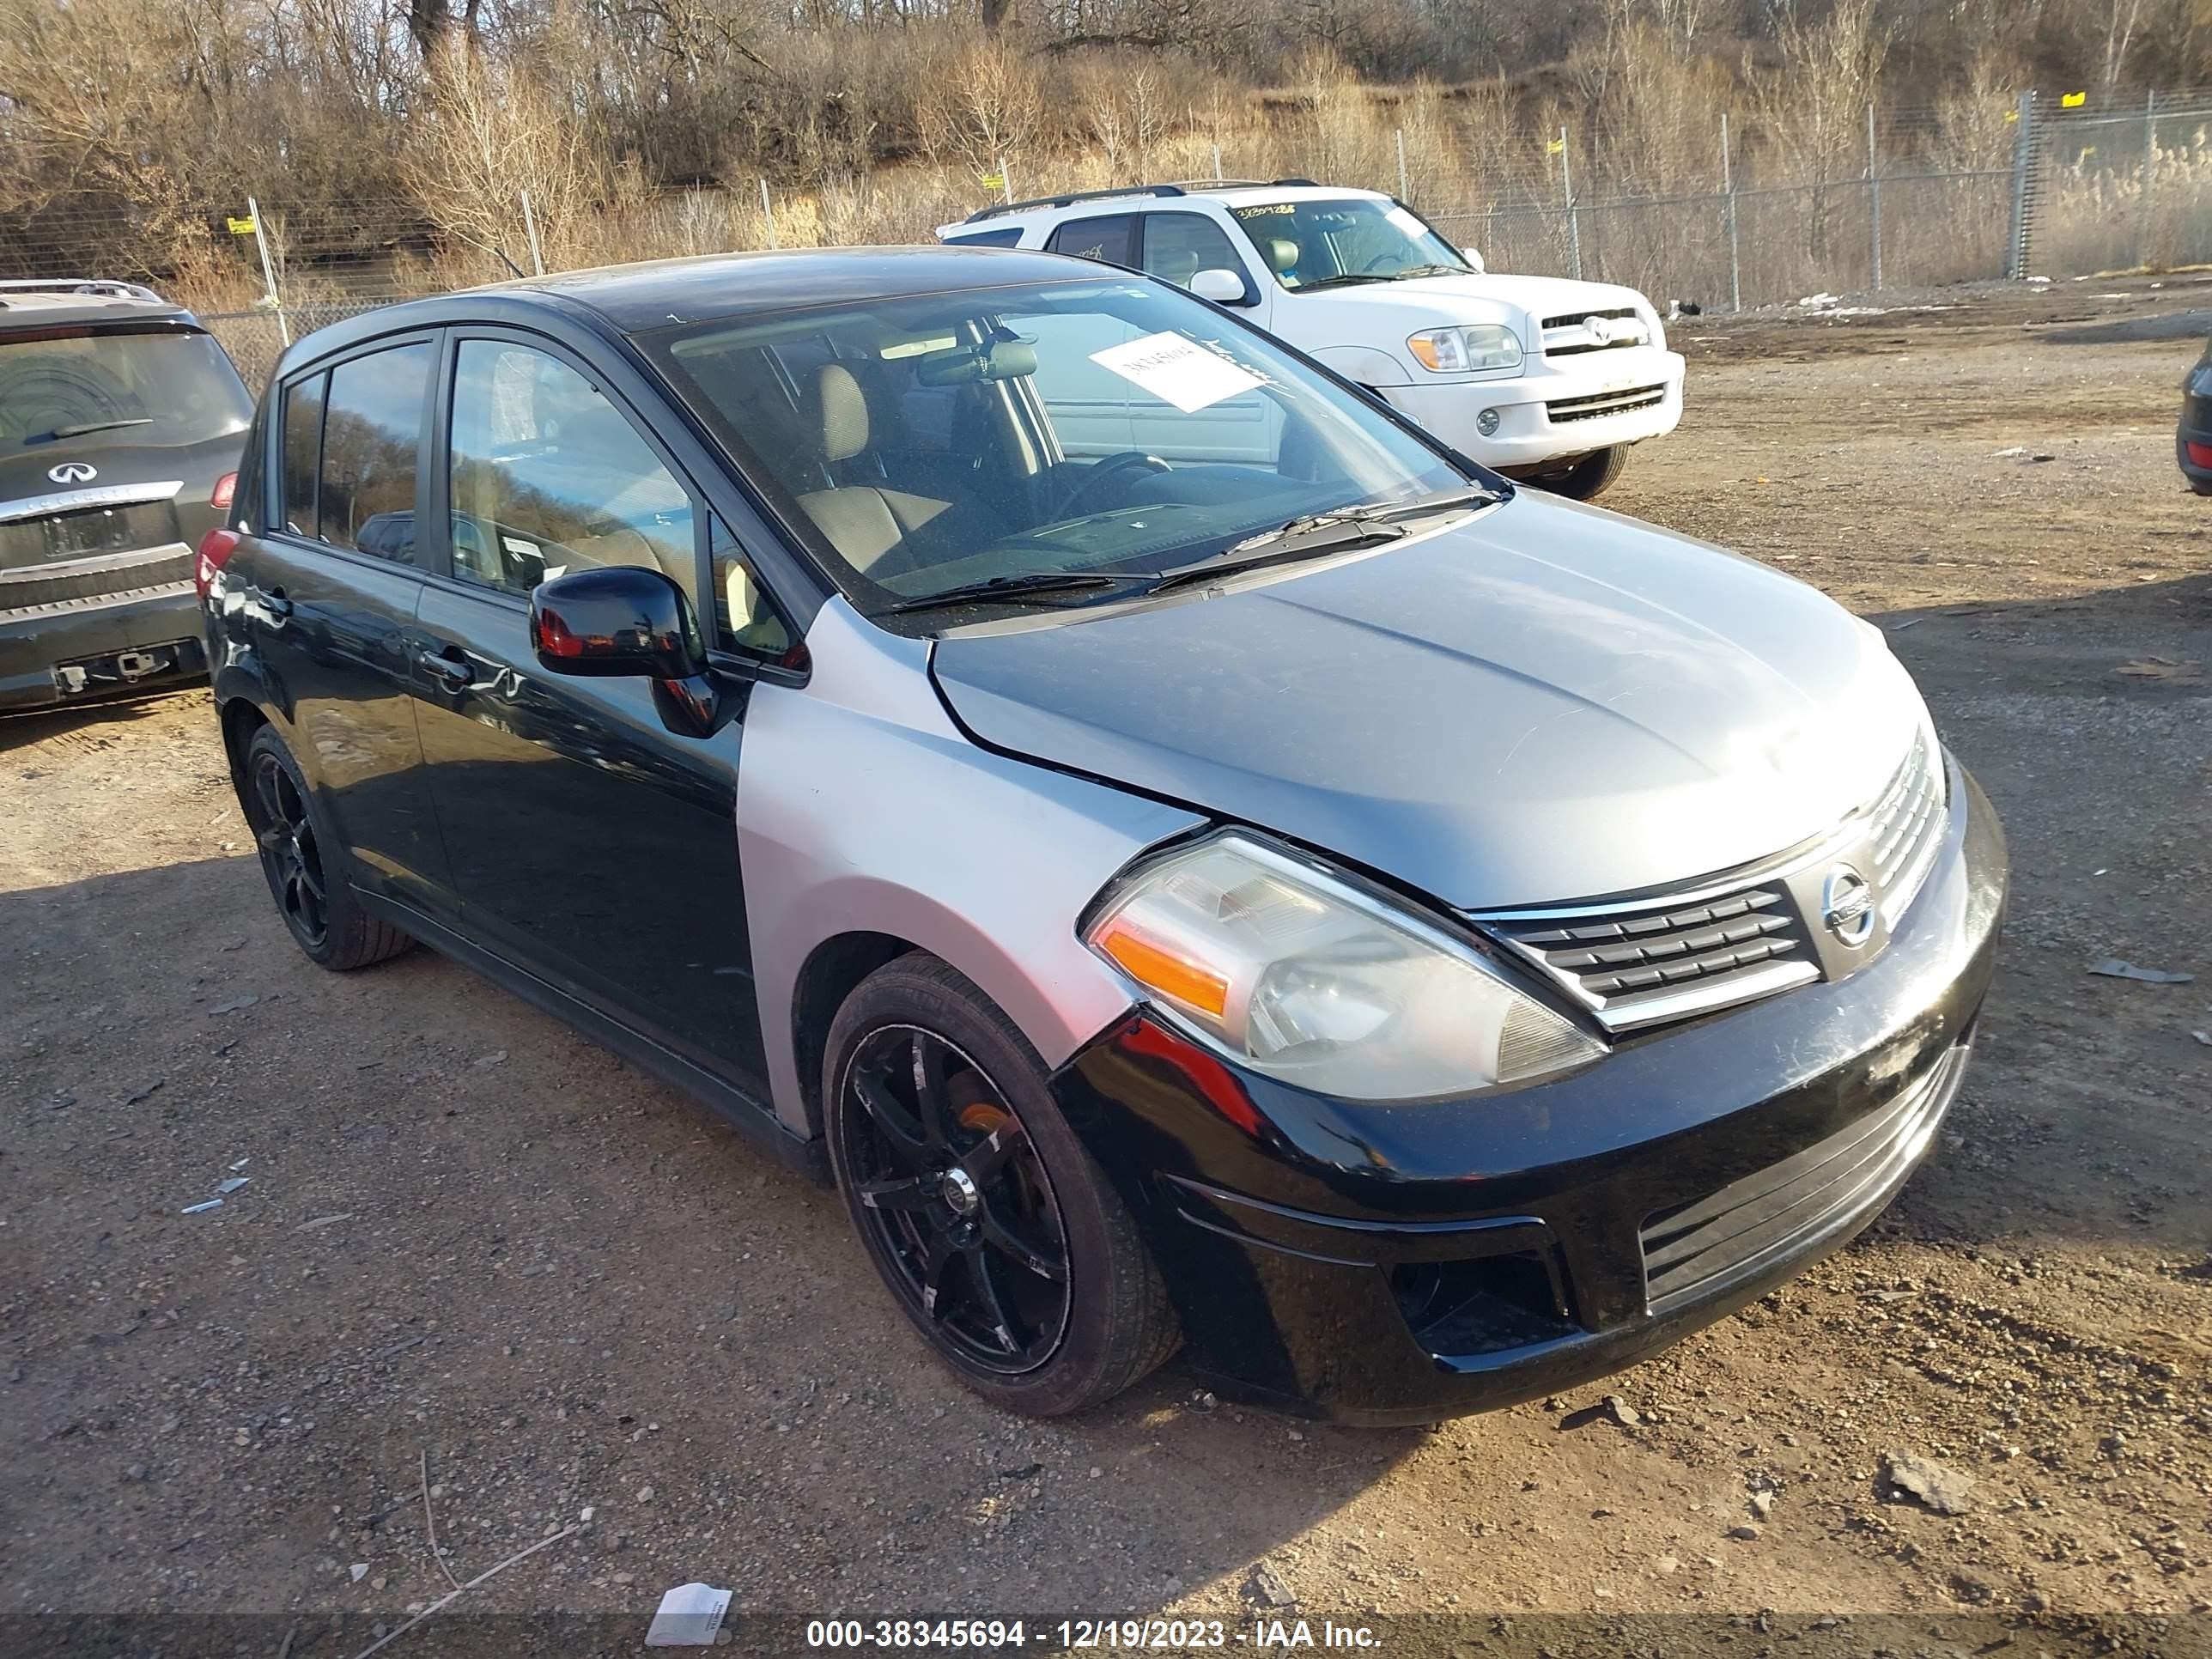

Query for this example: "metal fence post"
[2007,90,2037,280]
[246,197,288,349]
[520,190,546,276]
[1866,102,1883,290]
[1558,126,1583,281]
[759,178,777,250]
[999,158,1013,207]
[1720,114,1741,313]
[2139,88,2158,270]
[1212,143,1224,184]
[1395,128,1410,202]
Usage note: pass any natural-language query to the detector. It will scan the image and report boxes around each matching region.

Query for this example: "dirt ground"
[3,273,2209,1649]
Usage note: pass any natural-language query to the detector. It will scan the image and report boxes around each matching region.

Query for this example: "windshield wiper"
[1143,519,1407,595]
[1388,264,1469,281]
[1289,274,1400,294]
[33,416,155,442]
[1341,483,1511,523]
[885,570,1158,615]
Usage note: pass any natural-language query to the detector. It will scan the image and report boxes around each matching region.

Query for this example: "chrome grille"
[1546,384,1668,423]
[1478,731,1951,1033]
[1540,307,1649,356]
[1485,888,1817,1030]
[1866,730,1945,917]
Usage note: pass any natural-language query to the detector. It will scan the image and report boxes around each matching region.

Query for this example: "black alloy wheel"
[248,744,330,951]
[836,1023,1072,1373]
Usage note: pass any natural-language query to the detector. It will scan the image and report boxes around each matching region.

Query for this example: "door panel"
[246,342,450,914]
[411,584,766,1089]
[410,331,768,1091]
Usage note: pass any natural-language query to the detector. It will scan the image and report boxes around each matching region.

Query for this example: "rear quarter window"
[941,228,1024,249]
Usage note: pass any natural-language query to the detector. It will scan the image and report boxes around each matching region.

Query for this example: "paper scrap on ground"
[645,1582,732,1647]
[1090,331,1263,413]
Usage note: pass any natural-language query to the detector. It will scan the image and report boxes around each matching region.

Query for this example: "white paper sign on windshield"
[1089,331,1265,413]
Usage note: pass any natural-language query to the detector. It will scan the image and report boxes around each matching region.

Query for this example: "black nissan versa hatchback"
[201,251,2005,1423]
[3,280,252,711]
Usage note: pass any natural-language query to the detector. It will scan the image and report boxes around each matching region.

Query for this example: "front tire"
[240,726,413,970]
[1534,445,1628,501]
[823,954,1178,1415]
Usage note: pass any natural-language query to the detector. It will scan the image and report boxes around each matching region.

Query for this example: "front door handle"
[419,646,475,690]
[258,585,293,619]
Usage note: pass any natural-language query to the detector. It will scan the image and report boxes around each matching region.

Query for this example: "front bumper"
[1052,757,2006,1424]
[0,581,205,712]
[1380,346,1686,468]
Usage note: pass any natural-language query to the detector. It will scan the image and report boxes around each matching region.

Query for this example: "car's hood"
[928,495,1926,910]
[1291,272,1655,340]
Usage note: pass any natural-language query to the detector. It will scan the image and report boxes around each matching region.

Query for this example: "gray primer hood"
[928,494,1926,911]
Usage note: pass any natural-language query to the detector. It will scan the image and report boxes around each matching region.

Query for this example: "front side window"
[319,343,431,560]
[1139,215,1248,293]
[708,514,793,661]
[0,324,252,454]
[1229,198,1467,292]
[646,276,1467,623]
[447,340,698,604]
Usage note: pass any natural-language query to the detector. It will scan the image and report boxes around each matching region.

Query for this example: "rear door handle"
[419,646,475,690]
[258,585,293,619]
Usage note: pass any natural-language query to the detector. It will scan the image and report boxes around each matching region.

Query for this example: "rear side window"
[318,343,430,560]
[1047,215,1137,267]
[942,227,1023,249]
[1140,215,1247,293]
[279,373,325,540]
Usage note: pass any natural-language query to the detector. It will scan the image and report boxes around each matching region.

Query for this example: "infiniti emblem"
[1820,866,1876,947]
[48,461,97,484]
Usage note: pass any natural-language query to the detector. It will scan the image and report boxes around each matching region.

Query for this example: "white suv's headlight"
[1407,325,1522,374]
[1082,833,1603,1101]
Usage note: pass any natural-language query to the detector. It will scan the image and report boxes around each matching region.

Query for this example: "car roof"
[269,246,1112,372]
[944,183,1392,235]
[500,246,1098,331]
[0,283,200,334]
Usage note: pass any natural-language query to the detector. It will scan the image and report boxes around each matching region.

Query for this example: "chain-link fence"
[12,85,2208,389]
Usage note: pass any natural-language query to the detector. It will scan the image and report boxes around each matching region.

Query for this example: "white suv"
[939,182,1685,499]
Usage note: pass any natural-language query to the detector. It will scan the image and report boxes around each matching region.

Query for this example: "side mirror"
[1189,267,1252,306]
[1460,246,1486,274]
[530,565,724,738]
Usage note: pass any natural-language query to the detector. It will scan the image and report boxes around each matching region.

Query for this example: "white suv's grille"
[1540,307,1649,356]
[1546,384,1668,424]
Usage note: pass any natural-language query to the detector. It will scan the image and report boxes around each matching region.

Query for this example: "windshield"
[0,325,252,452]
[645,276,1468,622]
[1228,198,1468,292]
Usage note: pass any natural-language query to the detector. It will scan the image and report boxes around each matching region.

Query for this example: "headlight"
[1083,833,1603,1101]
[1407,325,1522,374]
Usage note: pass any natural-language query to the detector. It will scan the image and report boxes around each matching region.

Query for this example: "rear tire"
[1534,445,1628,501]
[240,726,413,971]
[823,954,1178,1416]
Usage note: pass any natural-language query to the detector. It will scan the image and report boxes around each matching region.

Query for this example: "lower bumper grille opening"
[1393,1251,1577,1358]
[1638,1041,1969,1316]
[1546,384,1668,423]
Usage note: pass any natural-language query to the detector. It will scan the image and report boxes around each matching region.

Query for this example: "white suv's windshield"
[1228,198,1468,293]
[646,276,1472,621]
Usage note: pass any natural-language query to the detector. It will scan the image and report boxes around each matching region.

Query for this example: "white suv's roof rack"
[0,278,168,307]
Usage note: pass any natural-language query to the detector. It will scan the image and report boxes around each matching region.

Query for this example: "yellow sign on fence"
[2061,90,2087,108]
[227,215,257,235]
[979,173,1005,191]
[1545,137,1565,155]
